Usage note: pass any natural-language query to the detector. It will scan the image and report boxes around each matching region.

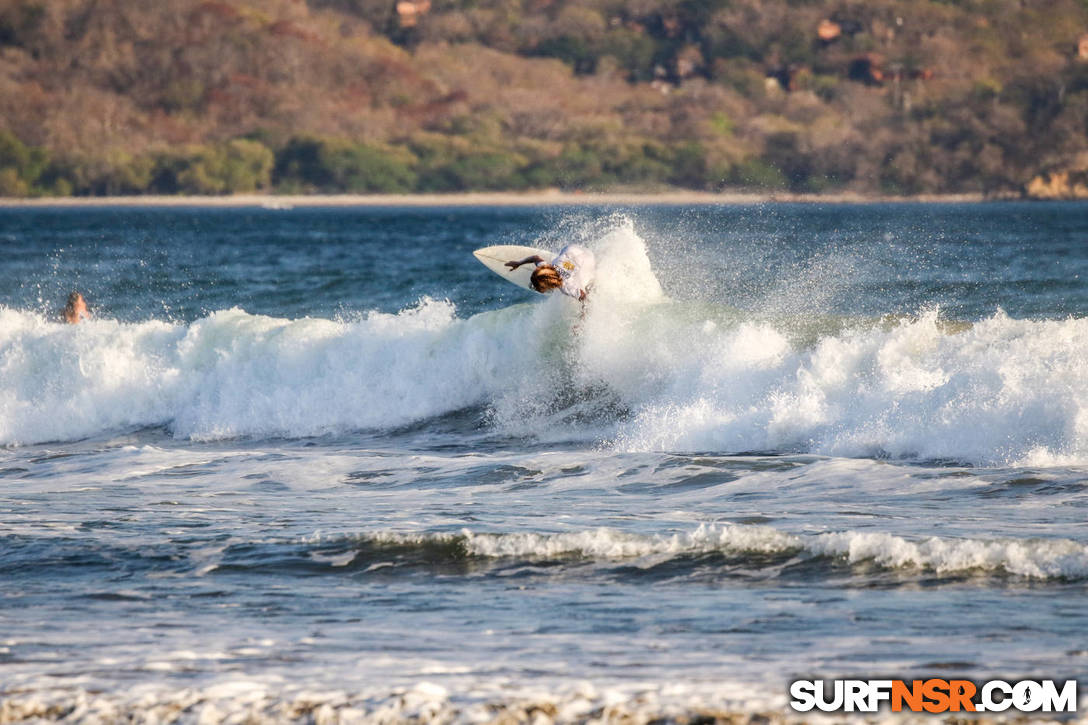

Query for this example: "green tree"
[150,140,274,195]
[0,130,49,196]
[220,139,275,192]
[275,137,417,192]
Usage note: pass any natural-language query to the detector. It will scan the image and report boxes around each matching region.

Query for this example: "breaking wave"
[7,524,1087,581]
[355,525,1088,581]
[3,219,1088,466]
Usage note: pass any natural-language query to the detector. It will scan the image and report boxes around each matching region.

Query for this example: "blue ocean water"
[1,203,1087,721]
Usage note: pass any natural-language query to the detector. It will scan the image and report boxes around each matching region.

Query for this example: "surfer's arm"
[504,255,545,271]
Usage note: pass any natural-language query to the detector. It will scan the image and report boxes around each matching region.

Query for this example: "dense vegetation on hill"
[2,0,1088,197]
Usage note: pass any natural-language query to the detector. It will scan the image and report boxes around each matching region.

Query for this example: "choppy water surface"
[2,203,1087,722]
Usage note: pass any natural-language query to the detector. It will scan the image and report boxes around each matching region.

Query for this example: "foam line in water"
[16,525,1079,581]
[0,679,782,725]
[326,525,1088,580]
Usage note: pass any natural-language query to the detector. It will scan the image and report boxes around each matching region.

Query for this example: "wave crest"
[4,220,1088,466]
[313,525,1088,581]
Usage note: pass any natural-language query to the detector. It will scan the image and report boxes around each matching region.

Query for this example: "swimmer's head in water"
[64,291,88,324]
[530,265,563,293]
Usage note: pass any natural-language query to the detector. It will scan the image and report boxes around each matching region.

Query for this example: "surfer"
[505,244,595,302]
[63,292,91,324]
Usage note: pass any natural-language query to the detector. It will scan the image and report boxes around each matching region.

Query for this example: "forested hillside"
[2,0,1088,197]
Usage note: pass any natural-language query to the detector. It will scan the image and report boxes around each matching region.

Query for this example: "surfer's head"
[530,265,563,293]
[64,292,88,324]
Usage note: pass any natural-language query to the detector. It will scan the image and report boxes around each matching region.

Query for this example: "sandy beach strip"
[0,190,992,208]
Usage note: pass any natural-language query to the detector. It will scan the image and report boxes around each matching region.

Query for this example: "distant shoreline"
[0,190,1004,208]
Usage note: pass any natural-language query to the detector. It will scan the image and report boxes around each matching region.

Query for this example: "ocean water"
[1,203,1087,722]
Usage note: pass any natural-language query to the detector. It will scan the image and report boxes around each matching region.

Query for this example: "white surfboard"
[473,245,554,291]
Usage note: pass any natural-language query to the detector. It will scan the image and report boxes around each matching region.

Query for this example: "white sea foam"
[0,298,550,444]
[0,664,1082,724]
[612,308,1088,466]
[4,219,1088,466]
[0,679,783,725]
